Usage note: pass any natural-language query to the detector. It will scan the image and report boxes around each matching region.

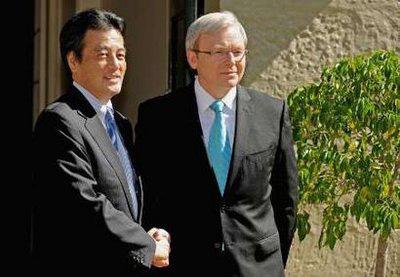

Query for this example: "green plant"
[288,50,399,276]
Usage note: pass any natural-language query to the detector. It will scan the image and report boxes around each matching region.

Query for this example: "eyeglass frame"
[191,48,249,61]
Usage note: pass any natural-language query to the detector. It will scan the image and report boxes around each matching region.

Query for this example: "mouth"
[221,72,238,76]
[104,75,121,82]
[222,70,237,73]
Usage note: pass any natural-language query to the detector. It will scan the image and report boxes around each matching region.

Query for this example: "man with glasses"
[135,11,299,276]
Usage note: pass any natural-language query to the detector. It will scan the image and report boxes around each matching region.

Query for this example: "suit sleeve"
[32,110,156,269]
[270,101,299,266]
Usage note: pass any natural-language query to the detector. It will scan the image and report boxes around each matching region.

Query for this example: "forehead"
[82,29,125,49]
[198,26,245,48]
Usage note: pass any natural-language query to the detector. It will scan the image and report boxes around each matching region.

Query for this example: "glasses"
[192,49,249,61]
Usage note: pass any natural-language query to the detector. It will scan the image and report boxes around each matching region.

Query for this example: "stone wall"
[221,0,399,98]
[220,0,400,276]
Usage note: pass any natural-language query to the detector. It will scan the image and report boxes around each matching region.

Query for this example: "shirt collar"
[73,81,114,117]
[194,77,237,114]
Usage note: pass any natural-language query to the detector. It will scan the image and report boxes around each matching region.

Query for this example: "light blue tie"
[208,100,232,195]
[105,109,139,220]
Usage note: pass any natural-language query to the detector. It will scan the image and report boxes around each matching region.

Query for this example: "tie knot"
[210,100,225,113]
[105,109,114,123]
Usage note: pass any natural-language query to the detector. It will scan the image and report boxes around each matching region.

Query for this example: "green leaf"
[296,212,311,241]
[392,213,399,229]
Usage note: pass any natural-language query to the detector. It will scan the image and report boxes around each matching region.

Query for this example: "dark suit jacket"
[134,84,299,277]
[31,86,155,276]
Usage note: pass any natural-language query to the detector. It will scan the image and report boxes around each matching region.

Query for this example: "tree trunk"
[374,234,389,277]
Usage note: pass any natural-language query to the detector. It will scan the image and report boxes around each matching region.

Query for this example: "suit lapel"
[85,113,137,220]
[182,86,204,143]
[114,113,143,221]
[66,89,137,220]
[225,85,253,194]
[182,85,223,199]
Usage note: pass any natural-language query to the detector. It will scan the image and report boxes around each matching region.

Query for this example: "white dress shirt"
[194,77,237,149]
[73,81,113,130]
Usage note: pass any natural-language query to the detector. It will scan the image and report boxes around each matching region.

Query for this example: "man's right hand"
[148,228,170,268]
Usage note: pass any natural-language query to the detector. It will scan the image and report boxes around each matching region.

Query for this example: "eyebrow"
[212,46,245,51]
[94,46,126,52]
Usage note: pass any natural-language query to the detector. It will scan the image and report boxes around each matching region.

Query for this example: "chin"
[226,79,239,87]
[108,85,122,94]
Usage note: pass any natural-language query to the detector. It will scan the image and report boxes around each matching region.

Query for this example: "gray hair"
[185,11,247,51]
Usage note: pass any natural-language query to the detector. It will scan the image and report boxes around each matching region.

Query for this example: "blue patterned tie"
[105,109,138,220]
[105,110,119,150]
[208,100,232,195]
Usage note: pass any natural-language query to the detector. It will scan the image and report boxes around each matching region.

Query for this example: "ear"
[67,52,79,74]
[186,50,198,70]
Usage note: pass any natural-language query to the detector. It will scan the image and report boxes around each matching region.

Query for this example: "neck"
[73,80,110,105]
[93,94,109,105]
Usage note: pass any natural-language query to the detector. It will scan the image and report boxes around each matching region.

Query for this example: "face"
[187,26,246,98]
[68,28,126,103]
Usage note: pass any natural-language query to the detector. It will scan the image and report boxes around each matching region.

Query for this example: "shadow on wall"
[222,0,400,98]
[221,0,332,86]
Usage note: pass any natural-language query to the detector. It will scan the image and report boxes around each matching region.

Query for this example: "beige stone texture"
[221,0,400,276]
[221,0,399,99]
[286,206,399,276]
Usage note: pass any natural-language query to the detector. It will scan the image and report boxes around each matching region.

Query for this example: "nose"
[224,52,236,65]
[108,54,120,70]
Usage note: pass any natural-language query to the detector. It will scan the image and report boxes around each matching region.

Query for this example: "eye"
[117,52,126,60]
[98,52,108,58]
[232,50,244,57]
[213,50,225,55]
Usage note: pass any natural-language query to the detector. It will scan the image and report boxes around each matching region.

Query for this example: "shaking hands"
[148,228,171,268]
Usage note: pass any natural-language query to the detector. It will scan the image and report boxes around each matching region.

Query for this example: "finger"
[156,229,171,242]
[153,258,169,266]
[158,243,170,257]
[147,227,158,237]
[161,259,169,267]
[153,232,165,241]
[153,258,169,267]
[154,230,170,243]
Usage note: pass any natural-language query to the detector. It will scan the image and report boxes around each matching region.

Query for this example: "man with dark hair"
[31,9,170,276]
[135,11,299,276]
